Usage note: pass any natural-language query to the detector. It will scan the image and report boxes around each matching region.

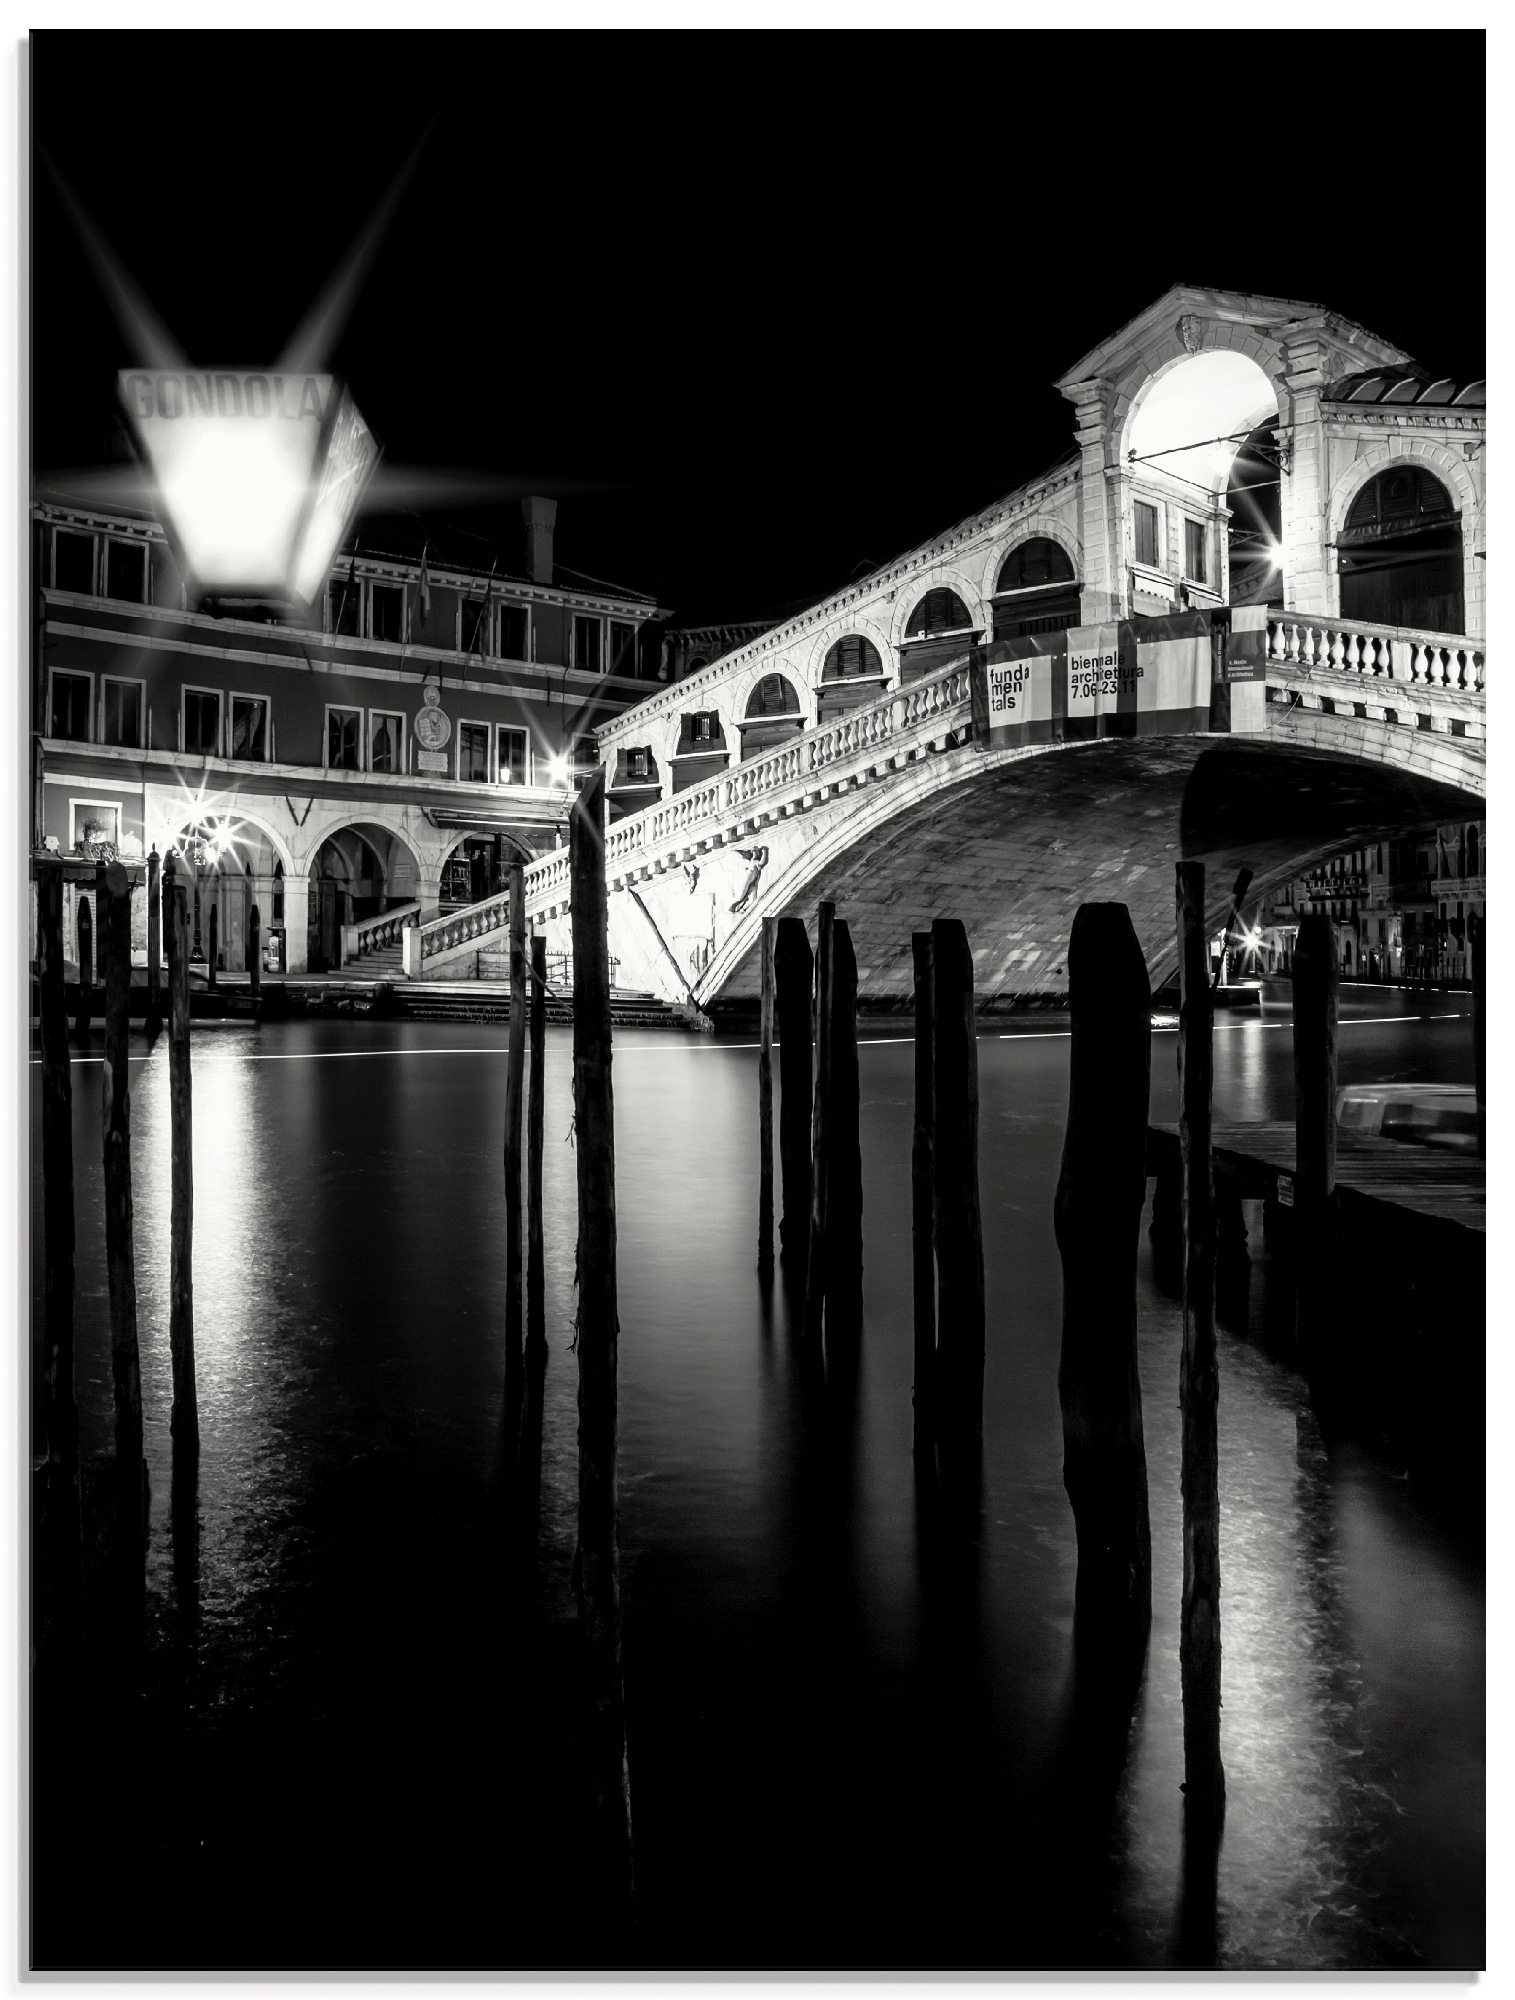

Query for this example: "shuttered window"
[905,588,972,639]
[746,674,801,718]
[823,635,884,679]
[996,539,1075,593]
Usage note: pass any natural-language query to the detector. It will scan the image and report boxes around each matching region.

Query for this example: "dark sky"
[32,30,1485,626]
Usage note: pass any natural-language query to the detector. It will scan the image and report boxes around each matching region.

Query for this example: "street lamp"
[119,369,378,610]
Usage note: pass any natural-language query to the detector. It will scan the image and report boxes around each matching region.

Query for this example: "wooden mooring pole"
[505,859,527,1385]
[1176,863,1224,1821]
[757,915,776,1275]
[774,916,814,1276]
[1291,913,1337,1384]
[931,918,985,1451]
[248,902,262,1005]
[1054,902,1152,1644]
[74,893,93,1041]
[803,901,836,1348]
[207,901,219,990]
[37,859,83,1645]
[569,765,634,1902]
[102,864,144,1544]
[527,932,547,1362]
[824,918,863,1356]
[911,933,935,1441]
[95,858,108,984]
[164,854,199,1448]
[1470,908,1485,1159]
[146,847,163,1034]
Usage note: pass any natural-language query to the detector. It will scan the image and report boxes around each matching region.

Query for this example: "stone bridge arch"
[693,733,1484,1012]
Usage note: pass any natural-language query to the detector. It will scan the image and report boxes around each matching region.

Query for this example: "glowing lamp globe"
[119,369,379,607]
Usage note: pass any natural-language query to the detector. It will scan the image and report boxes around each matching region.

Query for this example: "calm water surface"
[31,983,1482,1970]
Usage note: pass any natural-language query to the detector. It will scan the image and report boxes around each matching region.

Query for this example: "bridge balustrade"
[401,886,513,977]
[1267,614,1483,693]
[523,659,975,916]
[338,900,420,967]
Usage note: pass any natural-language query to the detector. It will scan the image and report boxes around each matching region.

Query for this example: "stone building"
[1259,819,1485,985]
[33,493,665,973]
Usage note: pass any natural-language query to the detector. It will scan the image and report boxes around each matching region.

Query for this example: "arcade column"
[281,874,312,973]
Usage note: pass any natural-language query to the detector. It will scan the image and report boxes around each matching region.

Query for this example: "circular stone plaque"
[414,705,452,750]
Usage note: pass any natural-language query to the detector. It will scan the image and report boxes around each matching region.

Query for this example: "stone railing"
[401,887,512,977]
[1266,614,1484,694]
[339,900,419,967]
[524,658,974,916]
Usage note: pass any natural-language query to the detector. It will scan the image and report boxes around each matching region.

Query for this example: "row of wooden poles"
[37,772,635,1901]
[37,848,199,1650]
[66,848,263,1044]
[748,870,1294,1825]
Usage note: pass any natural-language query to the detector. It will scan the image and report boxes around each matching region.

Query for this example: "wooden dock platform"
[1147,1119,1485,1236]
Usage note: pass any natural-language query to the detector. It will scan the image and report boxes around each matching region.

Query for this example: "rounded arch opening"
[1125,349,1280,493]
[739,672,805,763]
[1338,466,1464,634]
[899,586,980,685]
[905,587,972,640]
[306,820,428,971]
[992,537,1081,642]
[818,632,888,724]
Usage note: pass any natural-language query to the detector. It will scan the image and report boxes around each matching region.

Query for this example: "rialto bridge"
[180,282,1482,1004]
[523,613,1485,1016]
[519,285,1486,1015]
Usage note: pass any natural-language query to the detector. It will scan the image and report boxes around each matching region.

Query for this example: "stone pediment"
[1054,284,1415,398]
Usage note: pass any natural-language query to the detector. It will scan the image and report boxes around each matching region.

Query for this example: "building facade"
[1259,820,1486,986]
[33,496,665,974]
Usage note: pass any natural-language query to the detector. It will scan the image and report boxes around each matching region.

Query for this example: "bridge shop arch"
[1329,442,1481,636]
[893,580,983,680]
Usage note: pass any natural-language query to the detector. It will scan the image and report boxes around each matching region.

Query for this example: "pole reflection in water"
[31,991,1481,1970]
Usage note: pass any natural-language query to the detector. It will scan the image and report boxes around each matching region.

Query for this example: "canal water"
[31,983,1482,1970]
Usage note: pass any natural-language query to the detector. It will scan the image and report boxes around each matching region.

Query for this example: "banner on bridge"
[970,607,1265,749]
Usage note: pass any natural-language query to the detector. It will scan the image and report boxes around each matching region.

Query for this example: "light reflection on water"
[36,990,1481,1968]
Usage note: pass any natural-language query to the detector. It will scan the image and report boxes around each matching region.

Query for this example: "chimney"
[522,495,557,585]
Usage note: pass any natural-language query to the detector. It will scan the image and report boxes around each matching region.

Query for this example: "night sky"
[31,30,1485,627]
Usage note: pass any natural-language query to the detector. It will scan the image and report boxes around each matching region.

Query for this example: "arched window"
[745,674,802,719]
[1340,467,1463,634]
[996,538,1075,594]
[991,538,1081,642]
[1345,467,1456,536]
[905,588,972,639]
[822,635,884,681]
[738,674,804,763]
[685,656,709,675]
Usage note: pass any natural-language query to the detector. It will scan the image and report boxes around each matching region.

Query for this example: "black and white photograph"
[20,22,1491,1981]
